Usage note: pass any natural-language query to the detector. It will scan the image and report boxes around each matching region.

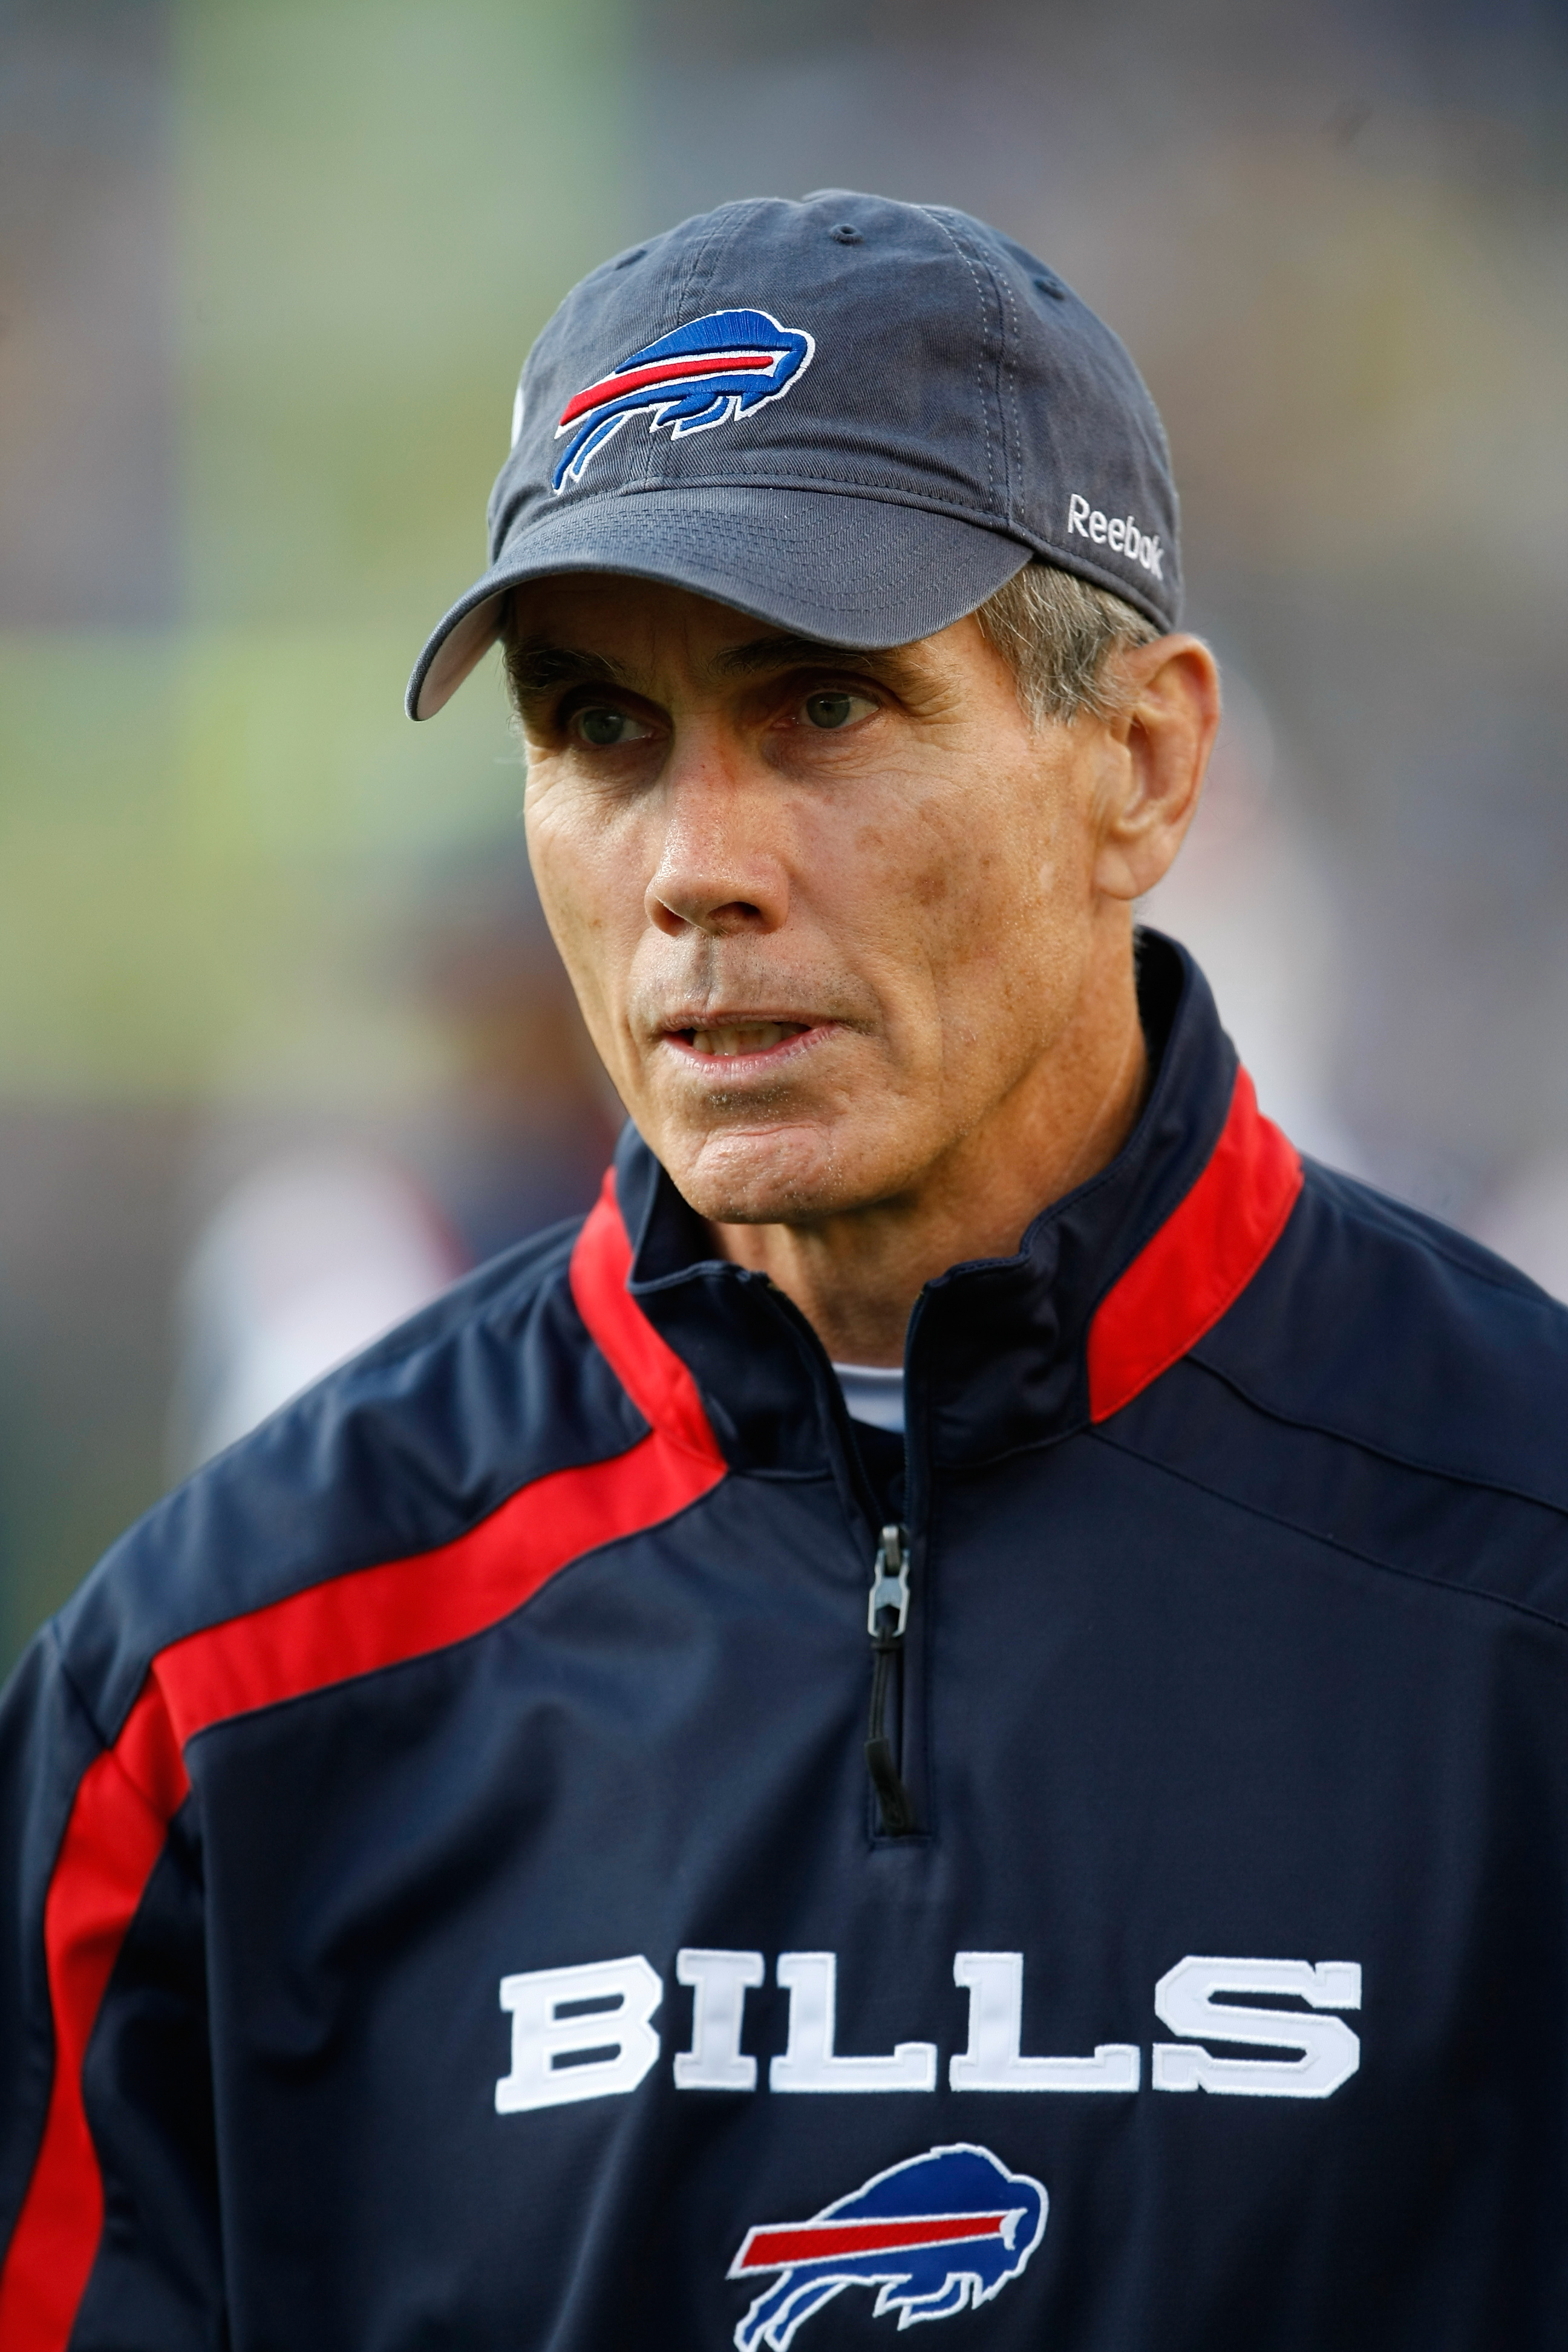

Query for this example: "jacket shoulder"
[1194,1157,1568,1511]
[51,1212,646,1739]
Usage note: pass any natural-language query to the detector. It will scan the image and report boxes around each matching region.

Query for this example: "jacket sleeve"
[0,1624,224,2351]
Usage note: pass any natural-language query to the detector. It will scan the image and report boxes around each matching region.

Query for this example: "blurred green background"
[3,0,631,1102]
[0,0,638,1656]
[5,0,1568,1668]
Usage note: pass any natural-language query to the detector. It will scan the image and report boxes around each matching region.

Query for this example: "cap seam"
[915,206,997,523]
[629,201,754,492]
[924,207,1019,530]
[997,260,1024,532]
[493,475,1027,541]
[593,468,1004,504]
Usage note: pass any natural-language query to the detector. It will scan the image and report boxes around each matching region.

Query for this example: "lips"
[675,1021,811,1059]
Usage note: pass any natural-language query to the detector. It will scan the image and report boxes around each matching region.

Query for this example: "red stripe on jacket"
[1087,1065,1302,1423]
[570,1169,725,1468]
[0,1171,720,2350]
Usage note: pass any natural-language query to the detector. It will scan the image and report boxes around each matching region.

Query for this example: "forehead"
[505,572,986,704]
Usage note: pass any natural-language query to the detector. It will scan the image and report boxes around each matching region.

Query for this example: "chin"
[663,1120,877,1226]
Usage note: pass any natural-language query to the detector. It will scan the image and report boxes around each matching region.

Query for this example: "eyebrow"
[707,632,906,682]
[504,639,635,703]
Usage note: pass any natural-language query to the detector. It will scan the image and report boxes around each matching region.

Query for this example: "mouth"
[661,1017,824,1068]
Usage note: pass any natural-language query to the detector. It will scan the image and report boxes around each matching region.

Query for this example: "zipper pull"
[866,1522,918,1837]
[867,1523,911,1636]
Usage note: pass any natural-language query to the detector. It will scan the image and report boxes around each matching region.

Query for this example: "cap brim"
[406,488,1034,719]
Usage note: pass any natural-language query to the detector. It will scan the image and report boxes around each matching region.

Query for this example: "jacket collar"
[572,933,1301,1478]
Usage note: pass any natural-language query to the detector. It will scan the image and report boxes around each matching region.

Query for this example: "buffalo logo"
[552,308,815,491]
[728,2143,1047,2350]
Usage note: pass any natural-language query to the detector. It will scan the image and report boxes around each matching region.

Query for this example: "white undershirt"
[831,1361,906,1433]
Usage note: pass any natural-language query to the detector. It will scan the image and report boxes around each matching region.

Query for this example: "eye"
[570,705,653,747]
[802,688,876,731]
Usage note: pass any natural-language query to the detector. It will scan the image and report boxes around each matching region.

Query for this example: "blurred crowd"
[2,0,1567,1666]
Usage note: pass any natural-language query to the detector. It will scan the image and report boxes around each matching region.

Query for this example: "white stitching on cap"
[916,206,996,519]
[994,255,1024,529]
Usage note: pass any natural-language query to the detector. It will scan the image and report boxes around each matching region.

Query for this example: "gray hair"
[973,561,1161,726]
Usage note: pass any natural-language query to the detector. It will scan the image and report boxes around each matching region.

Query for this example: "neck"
[706,949,1149,1366]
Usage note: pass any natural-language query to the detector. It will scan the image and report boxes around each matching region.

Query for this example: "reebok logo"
[1067,492,1163,578]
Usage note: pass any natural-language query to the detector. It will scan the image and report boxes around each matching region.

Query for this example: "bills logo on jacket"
[552,307,815,490]
[729,2144,1047,2350]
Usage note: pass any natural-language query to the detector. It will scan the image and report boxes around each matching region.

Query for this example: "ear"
[1092,635,1221,903]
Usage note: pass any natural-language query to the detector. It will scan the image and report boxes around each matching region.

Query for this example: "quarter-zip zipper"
[719,1270,924,1840]
[865,1521,918,1836]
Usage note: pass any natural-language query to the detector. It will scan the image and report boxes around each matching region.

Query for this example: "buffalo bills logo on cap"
[728,2142,1047,2350]
[553,308,815,492]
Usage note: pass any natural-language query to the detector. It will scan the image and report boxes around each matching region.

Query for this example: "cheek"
[524,786,639,1028]
[897,783,1065,958]
[906,779,1091,1036]
[847,815,953,919]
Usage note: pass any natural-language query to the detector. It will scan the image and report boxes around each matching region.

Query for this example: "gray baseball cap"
[407,190,1181,719]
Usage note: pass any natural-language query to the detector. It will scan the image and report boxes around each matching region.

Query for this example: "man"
[4,191,1567,2352]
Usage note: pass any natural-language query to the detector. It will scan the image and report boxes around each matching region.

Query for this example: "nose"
[644,739,790,940]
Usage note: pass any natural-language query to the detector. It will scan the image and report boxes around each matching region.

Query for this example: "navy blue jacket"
[5,934,1568,2352]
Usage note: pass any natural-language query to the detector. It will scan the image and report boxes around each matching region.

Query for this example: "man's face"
[515,574,1127,1227]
